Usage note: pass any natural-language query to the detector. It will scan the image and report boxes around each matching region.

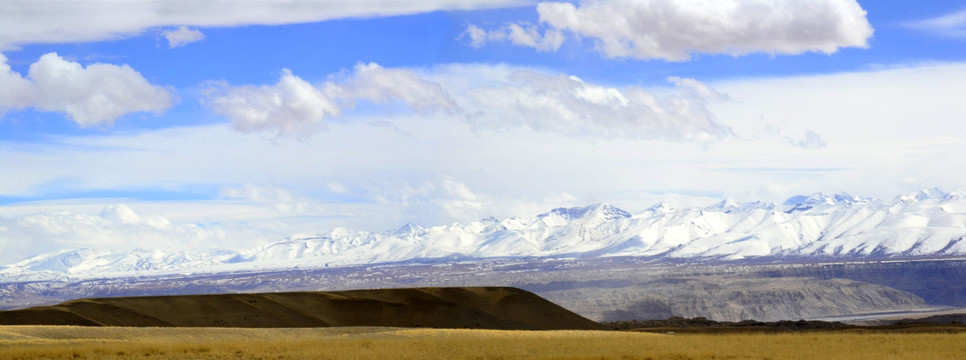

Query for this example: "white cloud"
[99,204,172,229]
[206,64,458,139]
[0,204,224,264]
[206,69,340,140]
[489,0,873,61]
[0,53,173,126]
[461,24,489,48]
[0,176,588,264]
[750,117,828,150]
[6,62,966,253]
[326,181,349,194]
[462,23,565,52]
[0,0,527,49]
[208,63,731,141]
[367,176,580,226]
[504,24,564,52]
[667,76,729,101]
[784,129,828,150]
[459,69,732,140]
[794,130,827,149]
[327,63,460,114]
[0,54,33,113]
[709,62,966,198]
[220,183,325,216]
[398,176,487,223]
[162,26,205,48]
[905,7,966,39]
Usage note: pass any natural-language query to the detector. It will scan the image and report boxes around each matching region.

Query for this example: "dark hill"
[0,287,602,330]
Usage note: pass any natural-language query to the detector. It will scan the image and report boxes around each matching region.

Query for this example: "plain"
[2,326,966,360]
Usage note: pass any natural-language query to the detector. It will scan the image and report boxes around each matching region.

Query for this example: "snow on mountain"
[3,190,966,281]
[782,192,869,213]
[0,247,242,282]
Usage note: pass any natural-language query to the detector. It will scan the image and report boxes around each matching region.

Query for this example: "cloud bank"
[0,53,173,126]
[0,0,526,49]
[6,62,966,257]
[459,69,731,140]
[207,63,730,141]
[220,183,326,216]
[469,0,873,61]
[0,204,224,264]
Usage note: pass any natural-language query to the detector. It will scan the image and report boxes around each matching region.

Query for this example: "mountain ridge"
[4,189,966,282]
[0,287,603,330]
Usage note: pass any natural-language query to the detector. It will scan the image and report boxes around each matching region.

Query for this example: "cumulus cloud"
[99,204,172,229]
[162,26,205,48]
[0,54,33,112]
[206,69,340,140]
[461,69,732,140]
[327,63,459,114]
[460,23,565,52]
[206,62,731,141]
[0,0,525,49]
[206,64,457,139]
[0,53,172,126]
[205,62,737,141]
[472,0,873,61]
[462,24,490,48]
[905,7,966,39]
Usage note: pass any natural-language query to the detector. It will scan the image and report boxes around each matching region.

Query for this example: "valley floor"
[1,326,965,359]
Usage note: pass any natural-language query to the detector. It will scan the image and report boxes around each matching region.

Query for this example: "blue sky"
[2,0,966,263]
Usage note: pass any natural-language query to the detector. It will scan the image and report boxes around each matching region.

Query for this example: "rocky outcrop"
[540,276,927,322]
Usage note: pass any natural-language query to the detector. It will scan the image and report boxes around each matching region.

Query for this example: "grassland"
[1,326,965,360]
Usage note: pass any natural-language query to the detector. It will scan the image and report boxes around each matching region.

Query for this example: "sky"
[2,0,966,263]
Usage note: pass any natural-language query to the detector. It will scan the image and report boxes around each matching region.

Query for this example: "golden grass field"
[1,326,965,360]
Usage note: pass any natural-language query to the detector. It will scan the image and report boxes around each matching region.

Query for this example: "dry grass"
[1,326,965,359]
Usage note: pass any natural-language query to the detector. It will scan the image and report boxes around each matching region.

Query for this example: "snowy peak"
[645,202,675,214]
[897,188,951,203]
[706,199,774,213]
[540,203,631,222]
[4,189,966,281]
[0,247,243,281]
[783,192,868,213]
[11,248,97,272]
[392,222,427,240]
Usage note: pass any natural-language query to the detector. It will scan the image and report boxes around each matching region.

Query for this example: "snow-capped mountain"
[3,189,966,281]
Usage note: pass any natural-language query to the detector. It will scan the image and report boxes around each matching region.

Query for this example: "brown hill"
[0,287,602,330]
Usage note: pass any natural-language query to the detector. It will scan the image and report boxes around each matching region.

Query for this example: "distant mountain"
[3,190,966,281]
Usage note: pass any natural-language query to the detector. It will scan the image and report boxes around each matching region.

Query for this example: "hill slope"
[0,287,602,330]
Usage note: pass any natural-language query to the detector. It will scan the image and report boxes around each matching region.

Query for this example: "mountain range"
[3,188,965,282]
